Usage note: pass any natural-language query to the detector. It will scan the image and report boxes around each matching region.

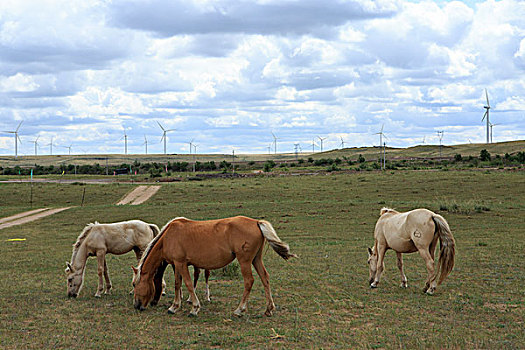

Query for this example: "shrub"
[358,154,365,163]
[480,149,491,161]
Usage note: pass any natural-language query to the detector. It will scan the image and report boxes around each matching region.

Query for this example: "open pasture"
[0,170,523,348]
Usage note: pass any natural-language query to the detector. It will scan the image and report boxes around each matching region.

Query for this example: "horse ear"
[367,247,373,256]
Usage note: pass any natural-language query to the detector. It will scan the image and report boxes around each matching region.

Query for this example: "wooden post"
[81,187,86,207]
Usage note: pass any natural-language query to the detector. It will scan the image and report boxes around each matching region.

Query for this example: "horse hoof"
[370,284,377,289]
[400,282,408,288]
[94,294,102,298]
[264,310,273,317]
[188,312,198,317]
[425,288,435,295]
[168,308,176,314]
[233,310,244,317]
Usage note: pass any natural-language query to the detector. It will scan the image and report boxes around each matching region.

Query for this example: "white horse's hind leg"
[204,270,211,302]
[103,257,112,294]
[418,249,436,295]
[396,252,408,288]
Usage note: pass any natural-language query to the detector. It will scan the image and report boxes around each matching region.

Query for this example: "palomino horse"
[65,220,161,298]
[133,216,297,317]
[367,208,455,295]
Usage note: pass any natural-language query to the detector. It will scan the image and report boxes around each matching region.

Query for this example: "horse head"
[367,247,378,285]
[65,262,83,298]
[132,266,155,311]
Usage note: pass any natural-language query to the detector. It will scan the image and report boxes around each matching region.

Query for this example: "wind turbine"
[62,144,73,155]
[46,137,56,155]
[267,144,272,155]
[489,123,499,143]
[422,135,426,144]
[271,132,278,154]
[3,121,23,157]
[142,135,148,154]
[436,130,444,157]
[317,136,327,152]
[311,139,317,152]
[189,139,194,154]
[482,89,491,144]
[375,124,387,149]
[29,135,40,156]
[340,136,346,149]
[120,129,128,155]
[157,121,175,154]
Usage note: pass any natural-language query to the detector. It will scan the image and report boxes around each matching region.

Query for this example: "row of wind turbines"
[1,90,499,157]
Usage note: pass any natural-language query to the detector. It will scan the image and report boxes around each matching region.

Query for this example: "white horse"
[367,208,455,295]
[65,220,161,298]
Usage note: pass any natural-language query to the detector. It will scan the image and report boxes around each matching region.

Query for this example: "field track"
[116,185,160,205]
[0,207,71,230]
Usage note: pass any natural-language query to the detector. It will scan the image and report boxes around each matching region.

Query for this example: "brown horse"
[367,208,455,295]
[66,220,161,298]
[133,216,297,316]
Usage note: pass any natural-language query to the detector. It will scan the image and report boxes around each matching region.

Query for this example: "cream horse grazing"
[65,220,161,298]
[367,208,455,295]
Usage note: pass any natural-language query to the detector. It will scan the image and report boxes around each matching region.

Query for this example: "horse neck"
[140,240,164,281]
[71,242,89,272]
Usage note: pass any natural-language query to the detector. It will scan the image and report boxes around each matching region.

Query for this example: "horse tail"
[257,220,298,260]
[149,224,161,238]
[432,214,455,285]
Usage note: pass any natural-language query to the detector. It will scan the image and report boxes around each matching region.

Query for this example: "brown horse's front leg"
[151,261,167,306]
[168,265,182,314]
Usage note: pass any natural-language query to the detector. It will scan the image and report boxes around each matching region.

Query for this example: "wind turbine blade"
[16,121,23,132]
[482,111,487,121]
[485,89,490,107]
[380,124,384,133]
[157,121,165,131]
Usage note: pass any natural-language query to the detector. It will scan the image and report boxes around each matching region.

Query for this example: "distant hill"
[0,140,523,168]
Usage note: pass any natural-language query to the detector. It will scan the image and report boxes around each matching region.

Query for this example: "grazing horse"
[133,216,297,317]
[367,208,455,295]
[65,220,161,298]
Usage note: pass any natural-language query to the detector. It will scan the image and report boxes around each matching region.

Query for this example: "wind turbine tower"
[482,89,491,144]
[271,132,278,154]
[436,130,444,157]
[121,130,128,155]
[157,121,175,154]
[142,135,148,154]
[47,137,55,155]
[489,123,499,143]
[3,121,23,157]
[30,135,40,156]
[340,136,346,149]
[317,136,327,152]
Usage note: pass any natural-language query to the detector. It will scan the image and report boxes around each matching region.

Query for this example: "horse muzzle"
[134,300,145,311]
[68,292,78,298]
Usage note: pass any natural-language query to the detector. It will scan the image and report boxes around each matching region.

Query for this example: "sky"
[0,0,524,156]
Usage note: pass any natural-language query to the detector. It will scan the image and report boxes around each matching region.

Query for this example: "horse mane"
[380,207,398,216]
[71,222,99,262]
[136,217,186,283]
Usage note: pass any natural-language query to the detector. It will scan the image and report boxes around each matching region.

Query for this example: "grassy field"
[0,170,524,348]
[1,140,524,168]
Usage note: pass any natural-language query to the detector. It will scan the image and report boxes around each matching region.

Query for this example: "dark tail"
[432,214,455,285]
[258,220,298,260]
[149,224,161,237]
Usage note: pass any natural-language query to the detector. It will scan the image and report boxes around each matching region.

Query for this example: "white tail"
[258,220,298,260]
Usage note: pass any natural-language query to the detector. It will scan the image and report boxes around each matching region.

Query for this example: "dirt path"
[116,185,161,205]
[0,208,49,224]
[0,207,71,230]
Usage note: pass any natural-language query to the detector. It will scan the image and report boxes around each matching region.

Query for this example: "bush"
[480,149,491,161]
[358,154,365,163]
[454,154,463,162]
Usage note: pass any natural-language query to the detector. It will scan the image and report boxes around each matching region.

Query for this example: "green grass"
[0,170,524,348]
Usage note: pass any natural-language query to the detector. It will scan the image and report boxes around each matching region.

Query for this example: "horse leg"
[187,267,201,303]
[103,257,112,294]
[234,260,255,317]
[94,250,106,297]
[204,270,211,302]
[371,246,387,288]
[177,263,201,316]
[252,253,275,316]
[168,265,183,314]
[418,249,436,295]
[396,252,408,288]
